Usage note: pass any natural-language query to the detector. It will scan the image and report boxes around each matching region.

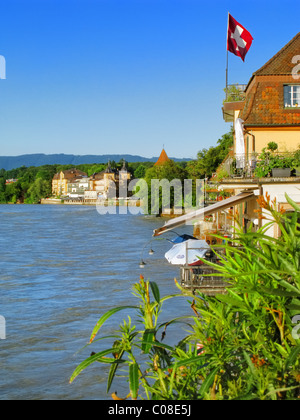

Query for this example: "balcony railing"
[222,152,300,179]
[224,84,247,102]
[179,247,231,294]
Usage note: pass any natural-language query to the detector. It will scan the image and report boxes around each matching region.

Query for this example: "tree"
[4,181,23,203]
[25,178,52,204]
[70,194,300,400]
[142,161,188,214]
[134,164,147,179]
[186,130,234,179]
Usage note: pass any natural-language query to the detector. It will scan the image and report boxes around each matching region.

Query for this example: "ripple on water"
[0,205,193,399]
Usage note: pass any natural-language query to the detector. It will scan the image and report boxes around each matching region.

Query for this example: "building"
[52,169,88,197]
[220,32,300,238]
[89,161,118,197]
[154,33,300,241]
[88,160,132,199]
[67,176,90,198]
[154,148,171,166]
[223,32,300,157]
[52,161,132,200]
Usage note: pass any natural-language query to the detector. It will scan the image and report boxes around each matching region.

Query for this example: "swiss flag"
[227,14,253,61]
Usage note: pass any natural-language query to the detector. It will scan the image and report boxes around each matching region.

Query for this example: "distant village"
[51,160,131,203]
[50,150,171,204]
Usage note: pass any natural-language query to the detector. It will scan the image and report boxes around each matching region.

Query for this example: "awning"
[153,192,254,237]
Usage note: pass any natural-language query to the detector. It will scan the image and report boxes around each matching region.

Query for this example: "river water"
[0,204,194,400]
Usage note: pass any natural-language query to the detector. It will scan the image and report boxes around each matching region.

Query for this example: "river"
[0,204,194,400]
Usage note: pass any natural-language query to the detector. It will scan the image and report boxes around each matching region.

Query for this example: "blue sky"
[0,0,299,159]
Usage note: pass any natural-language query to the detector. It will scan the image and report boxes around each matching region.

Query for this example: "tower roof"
[154,148,171,166]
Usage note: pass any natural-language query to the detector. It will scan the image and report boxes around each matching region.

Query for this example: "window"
[284,85,300,108]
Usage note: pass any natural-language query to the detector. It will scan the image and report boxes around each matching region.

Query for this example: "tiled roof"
[63,169,87,180]
[154,149,171,166]
[254,32,300,76]
[241,80,300,126]
[240,33,300,127]
[53,169,87,181]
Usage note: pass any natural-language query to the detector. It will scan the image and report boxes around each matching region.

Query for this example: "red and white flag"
[227,14,253,61]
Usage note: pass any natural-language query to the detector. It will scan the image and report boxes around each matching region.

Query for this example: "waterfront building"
[67,176,90,198]
[52,169,88,197]
[89,160,131,198]
[219,32,300,239]
[154,32,300,241]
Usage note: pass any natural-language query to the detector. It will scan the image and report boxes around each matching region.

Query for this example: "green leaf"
[266,384,300,398]
[277,280,300,296]
[107,332,138,393]
[243,351,257,379]
[216,294,245,309]
[69,348,117,383]
[89,306,137,343]
[287,303,300,312]
[129,363,139,400]
[274,343,288,358]
[285,193,300,213]
[140,340,174,353]
[150,282,160,304]
[261,287,300,298]
[107,349,125,393]
[198,367,219,398]
[142,329,156,354]
[171,356,207,369]
[285,344,300,369]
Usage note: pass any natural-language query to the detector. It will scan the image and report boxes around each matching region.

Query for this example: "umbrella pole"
[186,241,188,265]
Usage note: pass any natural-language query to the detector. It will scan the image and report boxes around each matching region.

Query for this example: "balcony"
[222,84,246,123]
[221,150,300,180]
[179,248,228,295]
[224,84,247,102]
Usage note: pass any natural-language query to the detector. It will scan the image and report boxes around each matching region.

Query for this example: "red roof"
[154,149,171,166]
[241,33,300,127]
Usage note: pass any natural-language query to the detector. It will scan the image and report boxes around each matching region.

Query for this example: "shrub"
[70,194,300,400]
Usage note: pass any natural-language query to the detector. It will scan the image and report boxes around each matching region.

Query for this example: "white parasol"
[165,239,210,266]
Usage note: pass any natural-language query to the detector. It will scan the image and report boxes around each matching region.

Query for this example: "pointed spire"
[154,148,171,166]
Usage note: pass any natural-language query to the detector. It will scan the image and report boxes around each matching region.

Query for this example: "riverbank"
[40,198,181,217]
[40,197,143,207]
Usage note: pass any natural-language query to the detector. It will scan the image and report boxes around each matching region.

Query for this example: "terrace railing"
[179,246,230,294]
[223,152,300,179]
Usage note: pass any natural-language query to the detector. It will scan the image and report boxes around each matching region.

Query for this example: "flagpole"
[226,12,229,100]
[226,49,228,100]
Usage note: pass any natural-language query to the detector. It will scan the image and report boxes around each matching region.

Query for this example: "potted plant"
[266,143,292,177]
[254,147,273,178]
[271,155,293,177]
[254,143,293,178]
[292,149,300,176]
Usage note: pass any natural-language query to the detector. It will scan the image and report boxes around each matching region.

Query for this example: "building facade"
[52,169,88,197]
[220,32,300,238]
[52,161,132,199]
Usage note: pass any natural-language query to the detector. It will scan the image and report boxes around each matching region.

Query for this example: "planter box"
[272,168,291,177]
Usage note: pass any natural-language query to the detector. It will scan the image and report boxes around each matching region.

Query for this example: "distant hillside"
[0,153,191,171]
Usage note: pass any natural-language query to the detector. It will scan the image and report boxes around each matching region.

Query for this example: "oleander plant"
[70,193,300,400]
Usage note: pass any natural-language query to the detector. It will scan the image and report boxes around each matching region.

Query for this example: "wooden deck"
[180,264,228,295]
